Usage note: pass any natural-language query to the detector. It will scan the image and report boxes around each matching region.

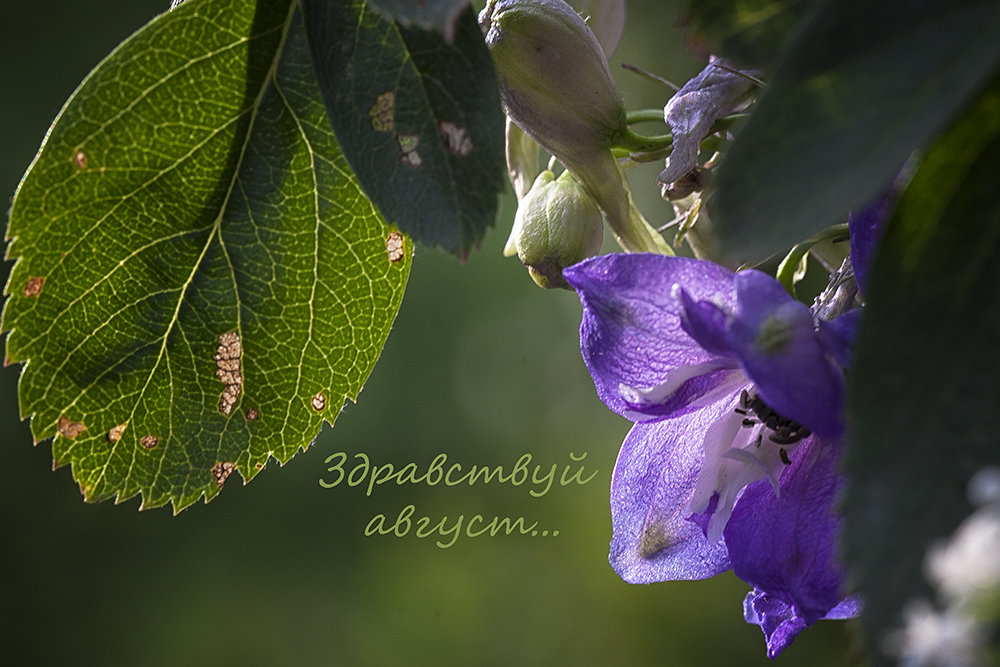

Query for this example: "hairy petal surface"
[609,410,732,583]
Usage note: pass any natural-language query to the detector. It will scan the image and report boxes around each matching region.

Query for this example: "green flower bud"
[479,0,627,168]
[482,0,673,257]
[511,169,604,289]
[498,1,624,210]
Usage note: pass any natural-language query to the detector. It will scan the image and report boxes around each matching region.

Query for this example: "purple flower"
[563,253,860,657]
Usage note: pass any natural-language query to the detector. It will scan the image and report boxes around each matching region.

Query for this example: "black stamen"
[742,391,810,446]
[780,449,792,466]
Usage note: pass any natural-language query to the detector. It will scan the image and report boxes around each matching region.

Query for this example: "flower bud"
[479,0,627,168]
[511,169,604,289]
[482,0,672,256]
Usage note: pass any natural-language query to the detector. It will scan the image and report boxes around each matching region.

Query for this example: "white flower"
[926,508,1000,606]
[883,600,987,667]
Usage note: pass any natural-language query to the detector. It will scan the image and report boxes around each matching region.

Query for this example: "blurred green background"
[1,1,857,664]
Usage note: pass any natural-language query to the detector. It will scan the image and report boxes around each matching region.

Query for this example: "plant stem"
[615,126,673,152]
[626,108,666,125]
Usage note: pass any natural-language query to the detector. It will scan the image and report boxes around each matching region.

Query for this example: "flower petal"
[848,189,894,297]
[724,437,855,654]
[743,591,863,659]
[658,57,757,187]
[618,361,743,421]
[742,590,808,659]
[564,253,737,418]
[688,389,785,543]
[609,412,732,583]
[816,308,862,369]
[678,287,733,356]
[729,270,845,437]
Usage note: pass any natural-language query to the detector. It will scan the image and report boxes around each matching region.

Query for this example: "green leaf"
[303,0,506,257]
[707,0,1000,263]
[366,0,471,36]
[2,0,412,512]
[682,0,815,68]
[843,76,1000,661]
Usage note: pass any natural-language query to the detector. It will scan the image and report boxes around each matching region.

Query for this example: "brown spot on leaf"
[56,415,87,439]
[212,461,235,487]
[245,408,259,421]
[311,391,327,412]
[386,231,405,263]
[438,121,473,157]
[368,91,395,132]
[23,277,44,298]
[254,462,264,470]
[139,434,159,449]
[214,331,242,416]
[107,422,127,443]
[396,134,422,167]
[74,151,88,169]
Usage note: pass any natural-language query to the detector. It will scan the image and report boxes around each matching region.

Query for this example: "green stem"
[614,126,673,153]
[613,113,748,156]
[626,108,666,125]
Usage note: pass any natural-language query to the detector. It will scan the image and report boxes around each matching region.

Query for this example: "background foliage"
[3,0,857,664]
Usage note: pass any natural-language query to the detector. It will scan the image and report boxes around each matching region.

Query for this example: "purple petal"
[724,437,854,655]
[619,362,743,420]
[728,270,845,437]
[742,590,808,659]
[848,190,894,297]
[658,57,757,186]
[825,595,863,620]
[564,254,737,418]
[816,309,863,369]
[678,288,733,356]
[743,591,863,659]
[609,410,732,583]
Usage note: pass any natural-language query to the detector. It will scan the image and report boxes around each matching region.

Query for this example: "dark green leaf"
[367,0,471,36]
[2,0,412,512]
[303,0,505,257]
[682,0,815,68]
[708,0,1000,262]
[843,77,1000,662]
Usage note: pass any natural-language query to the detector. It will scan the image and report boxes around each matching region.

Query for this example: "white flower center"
[687,386,805,543]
